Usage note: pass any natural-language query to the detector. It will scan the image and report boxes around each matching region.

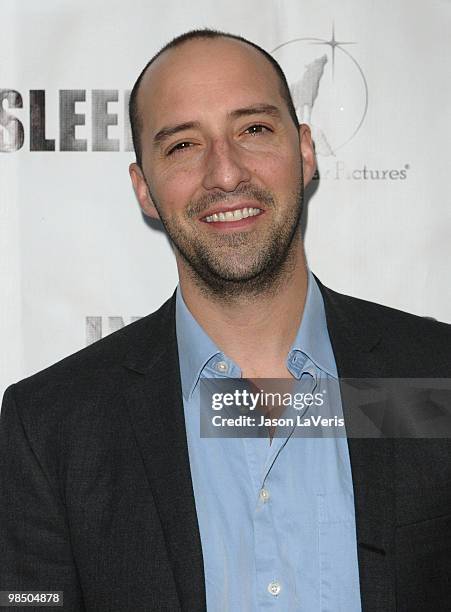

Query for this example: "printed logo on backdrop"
[86,316,142,345]
[0,89,133,152]
[272,25,410,181]
[1,26,409,179]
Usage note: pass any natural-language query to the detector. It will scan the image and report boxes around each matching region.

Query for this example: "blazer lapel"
[121,294,206,612]
[317,278,397,612]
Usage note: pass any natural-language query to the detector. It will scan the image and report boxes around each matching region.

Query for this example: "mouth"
[202,208,263,223]
[202,206,263,223]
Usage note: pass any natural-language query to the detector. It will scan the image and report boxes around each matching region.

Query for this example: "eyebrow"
[152,104,282,149]
[153,121,201,148]
[229,103,282,120]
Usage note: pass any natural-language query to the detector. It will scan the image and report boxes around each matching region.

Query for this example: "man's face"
[130,37,316,297]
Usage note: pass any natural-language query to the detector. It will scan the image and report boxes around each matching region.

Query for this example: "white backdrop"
[1,0,450,397]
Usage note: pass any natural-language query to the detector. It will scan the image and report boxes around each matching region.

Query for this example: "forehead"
[138,38,285,130]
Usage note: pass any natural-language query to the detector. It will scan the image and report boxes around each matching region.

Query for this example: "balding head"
[127,29,316,300]
[129,29,298,167]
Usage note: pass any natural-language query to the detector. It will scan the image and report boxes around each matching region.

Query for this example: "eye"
[167,141,194,156]
[244,124,272,136]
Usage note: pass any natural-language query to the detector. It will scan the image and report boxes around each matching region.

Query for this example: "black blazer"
[1,279,451,612]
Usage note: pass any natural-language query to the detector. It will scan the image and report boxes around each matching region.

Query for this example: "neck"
[177,242,309,378]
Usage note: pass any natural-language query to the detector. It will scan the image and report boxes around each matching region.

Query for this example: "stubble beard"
[145,168,304,302]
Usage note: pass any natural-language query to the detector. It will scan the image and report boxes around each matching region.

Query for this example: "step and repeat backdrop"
[1,0,450,395]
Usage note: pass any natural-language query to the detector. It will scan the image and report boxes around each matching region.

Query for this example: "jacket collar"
[122,276,384,376]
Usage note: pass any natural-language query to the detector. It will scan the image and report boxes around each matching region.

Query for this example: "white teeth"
[204,207,262,223]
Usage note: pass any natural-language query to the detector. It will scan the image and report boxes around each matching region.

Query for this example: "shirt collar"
[288,269,338,379]
[175,269,337,400]
[176,288,222,400]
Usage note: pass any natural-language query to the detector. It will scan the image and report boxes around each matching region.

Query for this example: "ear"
[129,162,160,220]
[298,124,317,187]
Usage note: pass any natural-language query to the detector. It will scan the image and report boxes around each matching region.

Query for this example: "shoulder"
[324,282,450,335]
[317,279,451,374]
[4,292,176,409]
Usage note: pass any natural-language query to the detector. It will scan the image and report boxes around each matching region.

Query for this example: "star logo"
[272,25,368,156]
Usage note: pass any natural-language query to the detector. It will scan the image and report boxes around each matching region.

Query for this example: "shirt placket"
[244,363,318,609]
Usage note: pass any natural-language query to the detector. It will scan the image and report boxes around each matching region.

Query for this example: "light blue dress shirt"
[175,270,362,611]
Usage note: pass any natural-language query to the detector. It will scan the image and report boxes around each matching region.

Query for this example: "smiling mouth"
[202,207,263,223]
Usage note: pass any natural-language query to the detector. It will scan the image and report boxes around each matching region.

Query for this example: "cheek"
[150,166,200,211]
[254,151,301,189]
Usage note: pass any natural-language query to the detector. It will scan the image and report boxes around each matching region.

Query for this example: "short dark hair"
[129,28,299,167]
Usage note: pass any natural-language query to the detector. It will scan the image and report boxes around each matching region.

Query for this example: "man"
[0,29,450,612]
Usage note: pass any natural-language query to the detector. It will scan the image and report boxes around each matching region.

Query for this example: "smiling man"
[129,34,312,315]
[1,29,451,612]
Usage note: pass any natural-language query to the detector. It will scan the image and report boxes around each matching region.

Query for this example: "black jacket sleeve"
[0,385,85,611]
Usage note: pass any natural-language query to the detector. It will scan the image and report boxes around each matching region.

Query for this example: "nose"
[202,138,251,192]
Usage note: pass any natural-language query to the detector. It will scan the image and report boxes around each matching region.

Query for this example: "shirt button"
[215,360,228,373]
[267,581,281,596]
[259,487,270,503]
